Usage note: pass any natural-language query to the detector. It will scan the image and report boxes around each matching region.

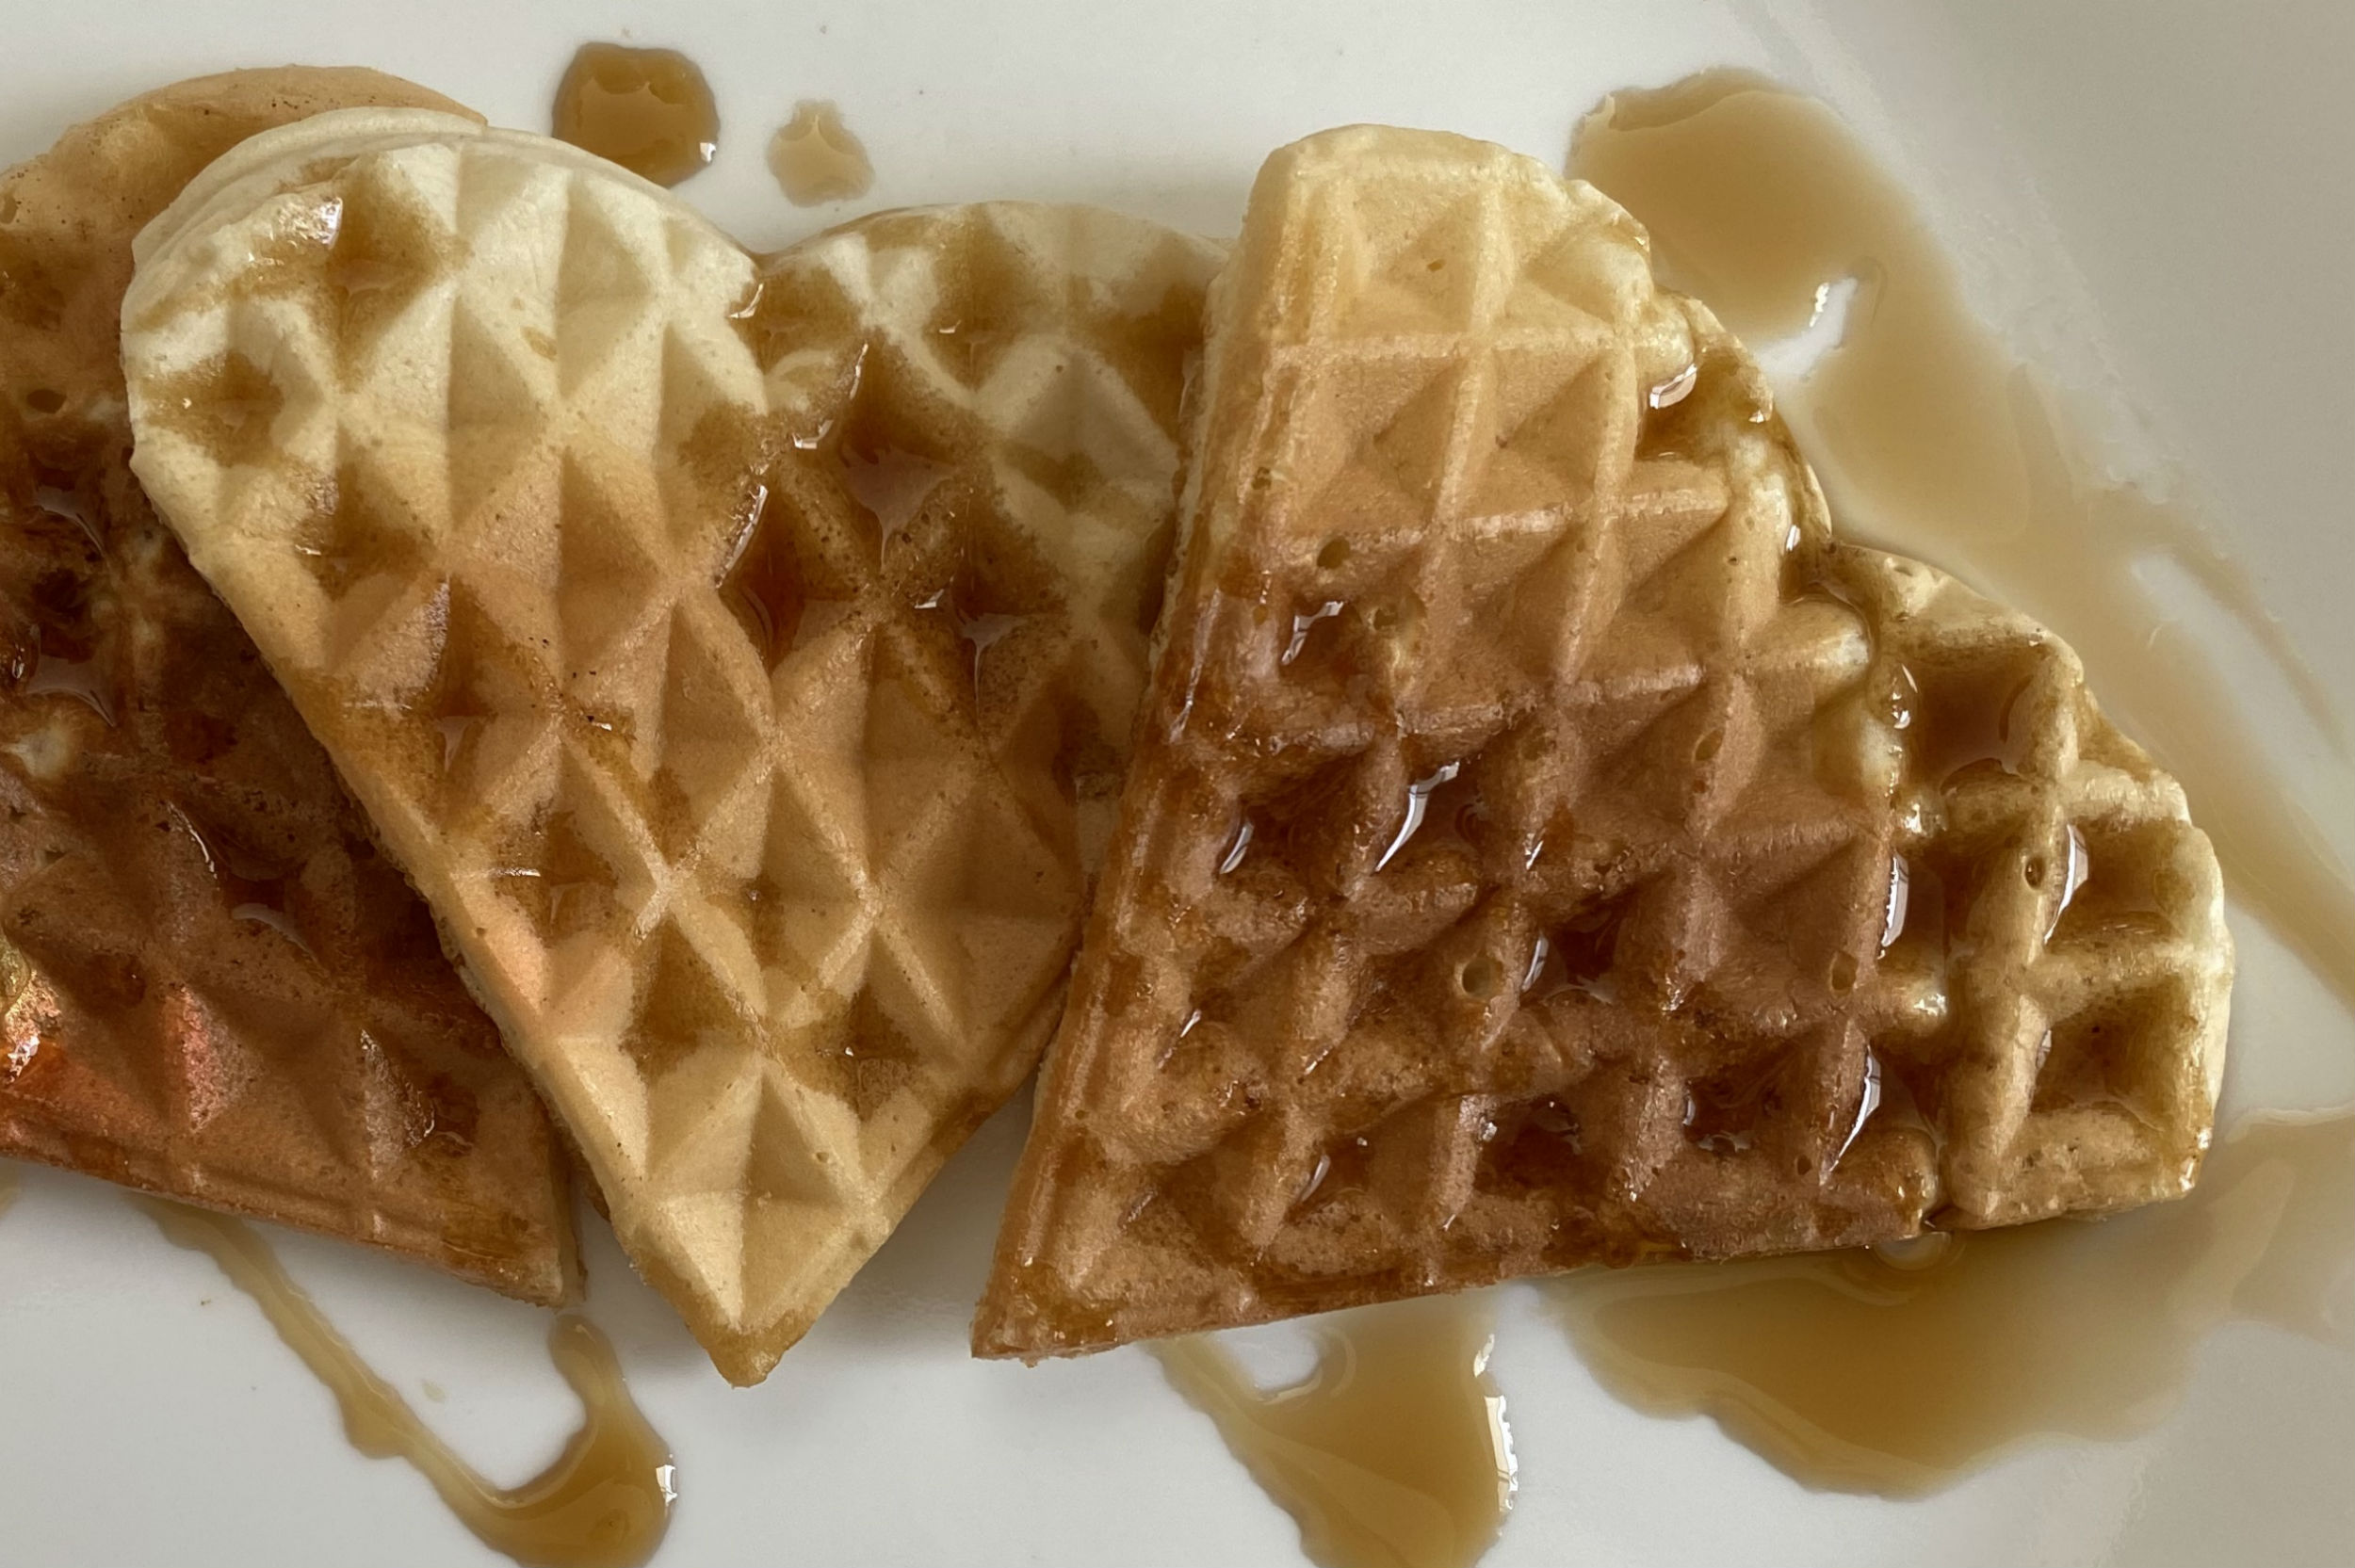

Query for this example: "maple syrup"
[142,1200,674,1567]
[719,485,806,665]
[838,438,948,544]
[552,43,718,188]
[1153,1293,1515,1568]
[0,1161,18,1218]
[768,102,875,206]
[1551,1111,2355,1493]
[1570,71,2355,1011]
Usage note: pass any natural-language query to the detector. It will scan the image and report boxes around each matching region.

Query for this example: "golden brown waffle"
[120,110,1220,1381]
[974,126,2233,1358]
[0,72,570,1302]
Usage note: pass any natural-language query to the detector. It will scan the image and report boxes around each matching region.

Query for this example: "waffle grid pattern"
[0,73,569,1302]
[1843,552,2229,1226]
[125,120,1218,1380]
[977,128,2229,1356]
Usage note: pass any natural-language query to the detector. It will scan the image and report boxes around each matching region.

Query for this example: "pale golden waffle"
[120,110,1220,1381]
[743,203,1220,896]
[974,126,2232,1357]
[0,73,570,1302]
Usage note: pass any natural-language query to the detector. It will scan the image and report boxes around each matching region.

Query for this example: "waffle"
[973,126,2233,1358]
[121,109,1220,1381]
[0,73,571,1303]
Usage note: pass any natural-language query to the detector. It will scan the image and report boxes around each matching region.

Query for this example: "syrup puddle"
[553,42,719,188]
[1550,1111,2355,1493]
[0,1162,18,1219]
[141,1200,674,1567]
[1572,70,2355,1011]
[769,101,874,206]
[1154,1293,1515,1568]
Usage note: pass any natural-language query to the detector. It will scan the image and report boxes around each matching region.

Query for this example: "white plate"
[3,3,2351,1564]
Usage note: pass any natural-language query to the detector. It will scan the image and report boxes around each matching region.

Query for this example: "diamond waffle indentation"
[554,177,662,394]
[976,126,2232,1360]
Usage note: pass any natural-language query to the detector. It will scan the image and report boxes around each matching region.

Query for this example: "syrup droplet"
[1375,762,1462,871]
[838,440,949,546]
[1878,854,1910,952]
[1219,817,1256,875]
[768,101,874,206]
[1519,935,1551,993]
[1550,1111,2355,1494]
[2046,823,2091,941]
[1833,1048,1885,1166]
[1155,1293,1516,1568]
[1647,362,1698,409]
[141,1200,674,1567]
[552,43,719,187]
[1571,71,2355,1013]
[21,641,115,725]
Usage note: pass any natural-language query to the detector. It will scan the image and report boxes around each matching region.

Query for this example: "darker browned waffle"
[975,127,2232,1358]
[0,71,570,1301]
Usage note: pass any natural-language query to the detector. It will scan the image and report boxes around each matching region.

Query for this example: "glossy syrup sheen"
[1550,1111,2355,1493]
[1570,70,2355,1013]
[1153,1294,1515,1568]
[142,1200,674,1568]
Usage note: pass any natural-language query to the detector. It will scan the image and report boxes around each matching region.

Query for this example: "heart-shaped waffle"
[974,126,2233,1358]
[122,109,1220,1381]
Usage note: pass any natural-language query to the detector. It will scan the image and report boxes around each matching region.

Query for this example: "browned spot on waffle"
[974,127,2231,1358]
[801,988,922,1123]
[144,352,287,470]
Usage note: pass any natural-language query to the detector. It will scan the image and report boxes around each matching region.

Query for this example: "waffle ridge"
[974,126,2231,1357]
[0,73,571,1302]
[122,116,1219,1381]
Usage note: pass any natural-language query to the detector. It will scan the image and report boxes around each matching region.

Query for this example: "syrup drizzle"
[1154,1294,1516,1568]
[141,1200,674,1568]
[1570,71,2355,1011]
[1551,1111,2355,1493]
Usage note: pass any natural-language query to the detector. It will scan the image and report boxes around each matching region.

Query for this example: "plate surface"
[2,3,2350,1564]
